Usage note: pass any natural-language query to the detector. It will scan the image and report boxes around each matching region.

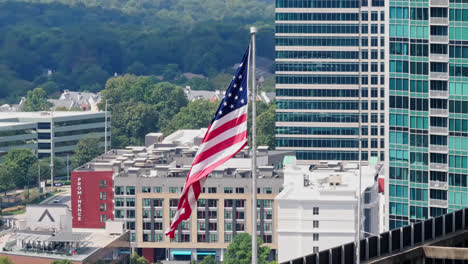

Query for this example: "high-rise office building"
[387,0,468,229]
[275,0,386,164]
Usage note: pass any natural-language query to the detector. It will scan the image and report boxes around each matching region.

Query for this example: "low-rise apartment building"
[72,130,292,262]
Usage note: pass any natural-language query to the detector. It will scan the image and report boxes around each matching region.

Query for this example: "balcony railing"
[430,72,449,80]
[431,17,449,25]
[430,126,448,134]
[430,53,449,62]
[429,180,448,190]
[430,199,448,207]
[431,0,449,6]
[430,108,449,116]
[430,162,448,171]
[430,90,449,98]
[430,144,448,153]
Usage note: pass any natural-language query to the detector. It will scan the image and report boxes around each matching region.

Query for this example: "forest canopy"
[0,0,274,104]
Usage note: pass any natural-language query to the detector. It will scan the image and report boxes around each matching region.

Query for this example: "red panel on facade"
[71,171,114,228]
[142,248,154,263]
[378,178,385,193]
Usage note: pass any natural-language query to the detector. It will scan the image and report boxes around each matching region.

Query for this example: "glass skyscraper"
[275,0,386,164]
[388,0,468,229]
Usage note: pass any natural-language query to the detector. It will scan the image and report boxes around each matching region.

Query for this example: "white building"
[276,159,385,263]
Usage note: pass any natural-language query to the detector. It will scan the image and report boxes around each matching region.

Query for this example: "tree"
[50,260,72,264]
[210,73,233,90]
[0,165,15,208]
[28,157,66,186]
[2,149,37,189]
[224,233,271,264]
[199,255,216,264]
[161,100,218,136]
[22,87,52,111]
[256,102,275,149]
[71,134,104,169]
[0,257,13,264]
[130,253,149,264]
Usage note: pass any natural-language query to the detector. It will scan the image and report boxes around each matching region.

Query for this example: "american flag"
[165,47,250,238]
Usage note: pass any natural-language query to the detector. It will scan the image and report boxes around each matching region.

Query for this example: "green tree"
[28,157,66,186]
[162,63,179,81]
[50,260,72,264]
[161,100,218,136]
[2,149,37,189]
[224,233,271,264]
[0,257,13,264]
[210,73,233,90]
[0,165,15,209]
[22,87,52,111]
[71,134,104,168]
[256,102,275,149]
[199,255,216,264]
[130,253,149,264]
[185,77,213,91]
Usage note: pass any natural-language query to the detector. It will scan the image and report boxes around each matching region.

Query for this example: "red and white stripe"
[165,106,248,238]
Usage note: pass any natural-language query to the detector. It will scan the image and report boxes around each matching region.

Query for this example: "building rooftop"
[277,160,383,201]
[0,111,104,119]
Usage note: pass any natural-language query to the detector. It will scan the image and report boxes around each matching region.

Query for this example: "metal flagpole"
[250,26,258,264]
[356,0,363,262]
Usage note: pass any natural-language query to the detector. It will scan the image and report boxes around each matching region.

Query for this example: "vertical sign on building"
[71,171,114,228]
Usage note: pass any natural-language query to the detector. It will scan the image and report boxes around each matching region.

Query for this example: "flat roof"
[0,111,106,119]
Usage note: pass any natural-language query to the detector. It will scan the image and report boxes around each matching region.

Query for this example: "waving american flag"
[166,46,250,238]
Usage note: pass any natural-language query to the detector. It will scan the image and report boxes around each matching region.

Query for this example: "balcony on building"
[430,198,448,207]
[429,108,449,116]
[429,144,448,153]
[430,162,448,171]
[429,180,448,190]
[430,0,449,6]
[430,90,449,98]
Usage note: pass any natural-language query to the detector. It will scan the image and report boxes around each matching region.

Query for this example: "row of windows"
[276,24,359,34]
[277,113,359,123]
[0,139,36,148]
[449,9,468,21]
[0,129,35,137]
[277,100,360,110]
[54,117,106,127]
[276,88,360,98]
[54,127,105,137]
[296,150,359,161]
[276,50,359,59]
[389,79,429,93]
[276,138,359,148]
[276,75,359,85]
[275,12,359,21]
[450,119,468,133]
[389,61,429,75]
[450,46,468,58]
[275,126,359,136]
[276,62,360,72]
[450,64,468,78]
[276,0,361,8]
[275,36,359,47]
[449,100,468,114]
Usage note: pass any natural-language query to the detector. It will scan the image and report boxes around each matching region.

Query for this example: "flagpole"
[250,26,258,264]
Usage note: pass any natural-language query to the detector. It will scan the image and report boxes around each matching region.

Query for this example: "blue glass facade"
[275,0,386,163]
[388,0,468,229]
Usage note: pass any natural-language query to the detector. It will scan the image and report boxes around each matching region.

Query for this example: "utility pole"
[105,100,108,153]
[67,154,70,183]
[50,111,54,193]
[38,162,41,194]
